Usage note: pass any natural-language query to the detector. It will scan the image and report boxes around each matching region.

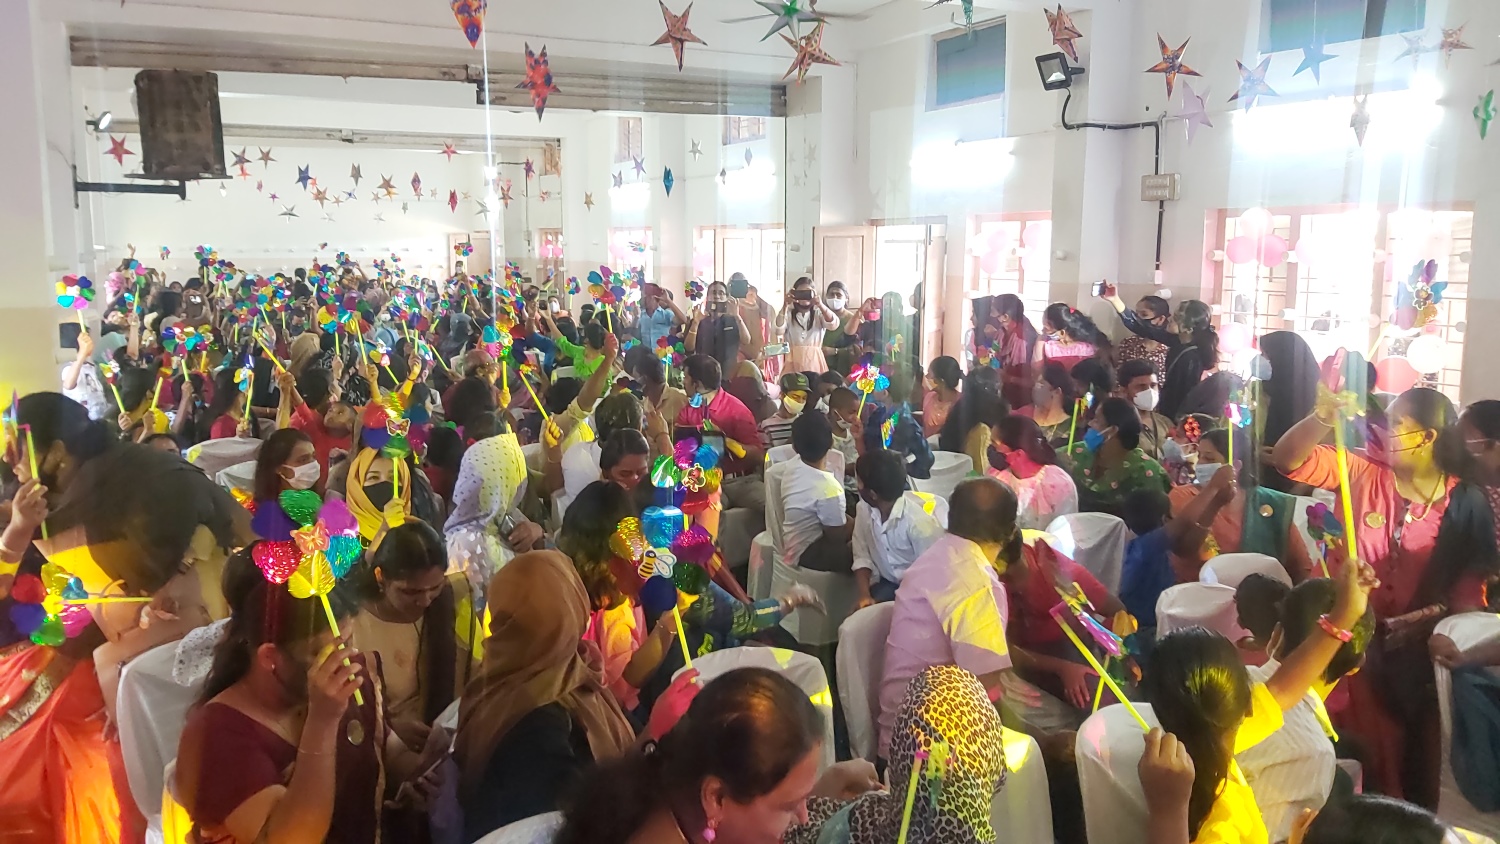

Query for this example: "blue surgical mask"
[1162,438,1185,463]
[1083,428,1106,452]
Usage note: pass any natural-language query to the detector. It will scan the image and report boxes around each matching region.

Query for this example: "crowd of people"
[0,252,1494,844]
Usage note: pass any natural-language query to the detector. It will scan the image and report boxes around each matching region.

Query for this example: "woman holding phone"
[685,281,751,376]
[777,276,843,374]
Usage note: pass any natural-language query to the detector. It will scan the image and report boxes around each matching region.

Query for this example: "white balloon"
[1405,334,1444,374]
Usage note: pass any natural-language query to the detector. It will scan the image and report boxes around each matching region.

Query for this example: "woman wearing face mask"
[1022,361,1083,449]
[1062,396,1169,516]
[1097,281,1219,421]
[350,521,480,752]
[1116,295,1171,383]
[775,277,843,375]
[336,446,413,543]
[987,415,1078,531]
[1167,427,1312,584]
[1274,386,1497,805]
[1037,302,1110,376]
[249,429,319,533]
[937,367,1009,475]
[987,293,1039,408]
[920,356,962,438]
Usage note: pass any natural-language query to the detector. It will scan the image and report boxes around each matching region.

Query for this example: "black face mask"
[987,446,1009,473]
[363,481,395,510]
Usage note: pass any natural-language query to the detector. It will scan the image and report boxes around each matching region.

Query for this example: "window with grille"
[968,216,1052,319]
[1261,0,1425,54]
[616,117,643,164]
[723,116,766,145]
[1211,206,1472,402]
[930,20,1006,109]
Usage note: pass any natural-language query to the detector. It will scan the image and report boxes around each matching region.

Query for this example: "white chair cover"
[551,365,578,380]
[521,442,545,476]
[1199,552,1292,589]
[1155,582,1247,642]
[836,603,895,763]
[117,641,205,824]
[1043,512,1128,593]
[673,647,837,772]
[184,436,262,479]
[992,728,1055,844]
[1076,703,1161,844]
[748,531,776,601]
[911,451,971,501]
[473,811,563,844]
[767,443,796,466]
[213,459,257,496]
[1437,612,1500,838]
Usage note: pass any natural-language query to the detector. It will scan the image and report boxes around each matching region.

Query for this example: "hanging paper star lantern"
[55,275,96,310]
[517,43,561,120]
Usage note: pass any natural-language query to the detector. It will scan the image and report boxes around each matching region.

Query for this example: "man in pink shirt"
[675,354,765,513]
[877,476,1020,760]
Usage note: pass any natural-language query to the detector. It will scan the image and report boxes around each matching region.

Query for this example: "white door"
[813,226,876,302]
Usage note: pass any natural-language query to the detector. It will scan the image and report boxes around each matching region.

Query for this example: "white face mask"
[783,397,806,416]
[285,461,322,490]
[825,296,846,310]
[1194,462,1223,487]
[1133,388,1159,412]
[1162,438,1185,463]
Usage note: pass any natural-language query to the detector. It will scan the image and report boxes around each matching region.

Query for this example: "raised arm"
[1263,555,1374,712]
[1097,281,1176,345]
[1272,411,1332,476]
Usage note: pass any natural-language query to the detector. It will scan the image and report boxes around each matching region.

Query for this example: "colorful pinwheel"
[55,275,95,310]
[8,563,96,647]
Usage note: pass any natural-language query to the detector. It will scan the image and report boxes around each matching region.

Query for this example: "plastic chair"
[673,647,837,772]
[473,811,563,844]
[1199,552,1292,589]
[551,365,578,381]
[183,436,261,478]
[1290,495,1322,563]
[992,728,1055,844]
[1437,612,1500,837]
[521,442,545,477]
[1076,702,1161,844]
[118,641,204,830]
[1154,582,1247,642]
[836,603,895,763]
[911,450,971,500]
[1043,512,1128,594]
[764,460,857,645]
[748,530,776,601]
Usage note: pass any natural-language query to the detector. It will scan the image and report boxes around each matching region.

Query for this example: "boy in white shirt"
[780,410,853,572]
[852,449,948,608]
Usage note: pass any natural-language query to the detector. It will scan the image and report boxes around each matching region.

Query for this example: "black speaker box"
[133,70,227,180]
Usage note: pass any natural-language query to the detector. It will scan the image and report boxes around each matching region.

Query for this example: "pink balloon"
[1239,207,1273,238]
[1225,236,1258,265]
[980,248,1003,277]
[1258,234,1289,267]
[1219,320,1253,354]
[1374,357,1420,393]
[1021,222,1043,249]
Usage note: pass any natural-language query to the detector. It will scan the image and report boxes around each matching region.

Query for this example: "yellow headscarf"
[345,447,412,541]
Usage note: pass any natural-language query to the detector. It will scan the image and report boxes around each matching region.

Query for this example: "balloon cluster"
[8,563,93,646]
[55,275,95,310]
[252,493,362,597]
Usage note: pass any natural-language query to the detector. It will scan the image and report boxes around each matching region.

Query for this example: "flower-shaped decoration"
[566,276,581,295]
[1051,580,1124,658]
[608,508,715,615]
[1392,259,1448,332]
[369,341,392,368]
[8,563,94,646]
[235,359,255,392]
[851,354,890,395]
[1305,501,1344,543]
[685,279,706,302]
[252,493,362,596]
[195,245,216,267]
[56,275,96,310]
[1181,416,1202,444]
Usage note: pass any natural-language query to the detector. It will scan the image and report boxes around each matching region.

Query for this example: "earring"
[702,820,718,842]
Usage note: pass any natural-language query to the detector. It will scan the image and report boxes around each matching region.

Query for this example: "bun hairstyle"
[1143,627,1253,841]
[1175,300,1220,370]
[1043,302,1110,349]
[994,415,1058,467]
[556,668,823,844]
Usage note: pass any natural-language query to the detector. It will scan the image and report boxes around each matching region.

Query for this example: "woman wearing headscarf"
[1256,331,1320,493]
[288,328,324,379]
[444,412,535,595]
[456,550,636,841]
[788,665,1006,844]
[986,293,1038,409]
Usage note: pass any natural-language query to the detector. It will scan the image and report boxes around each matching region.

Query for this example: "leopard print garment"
[788,665,1007,844]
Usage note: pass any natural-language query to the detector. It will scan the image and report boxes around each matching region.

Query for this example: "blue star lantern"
[296,165,313,191]
[1228,57,1278,112]
[1294,42,1335,82]
[663,167,675,197]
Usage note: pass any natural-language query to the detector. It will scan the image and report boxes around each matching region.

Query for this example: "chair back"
[1076,703,1161,844]
[836,603,895,762]
[117,640,205,822]
[1155,582,1246,641]
[1200,552,1291,589]
[764,460,791,548]
[912,451,971,500]
[213,460,257,496]
[673,647,837,772]
[1043,512,1128,593]
[184,436,262,478]
[1437,612,1500,837]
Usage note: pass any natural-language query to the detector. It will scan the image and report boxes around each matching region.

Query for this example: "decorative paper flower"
[8,563,93,646]
[1305,502,1344,541]
[1051,581,1124,658]
[685,279,706,302]
[55,275,96,310]
[254,496,361,594]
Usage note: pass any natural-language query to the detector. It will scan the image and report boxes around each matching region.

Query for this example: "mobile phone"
[1090,280,1105,298]
[709,302,728,315]
[729,278,750,299]
[792,289,813,301]
[59,322,82,351]
[644,282,662,299]
[1321,348,1347,393]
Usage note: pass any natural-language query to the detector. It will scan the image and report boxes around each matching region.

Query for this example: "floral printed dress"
[1062,443,1170,514]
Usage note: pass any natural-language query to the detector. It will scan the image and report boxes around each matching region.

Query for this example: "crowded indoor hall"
[3,0,1500,842]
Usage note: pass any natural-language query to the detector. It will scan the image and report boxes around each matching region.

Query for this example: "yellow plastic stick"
[1092,659,1107,713]
[317,589,364,707]
[1054,614,1149,731]
[1067,398,1084,451]
[673,605,693,670]
[22,427,48,540]
[1328,421,1355,581]
[895,751,925,844]
[254,335,287,373]
[521,373,550,423]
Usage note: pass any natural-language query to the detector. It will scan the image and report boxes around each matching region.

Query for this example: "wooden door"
[450,232,493,280]
[812,226,876,301]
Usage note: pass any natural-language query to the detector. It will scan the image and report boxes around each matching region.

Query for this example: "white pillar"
[0,0,77,395]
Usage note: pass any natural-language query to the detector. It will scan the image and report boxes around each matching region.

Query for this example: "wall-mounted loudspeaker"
[133,70,227,181]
